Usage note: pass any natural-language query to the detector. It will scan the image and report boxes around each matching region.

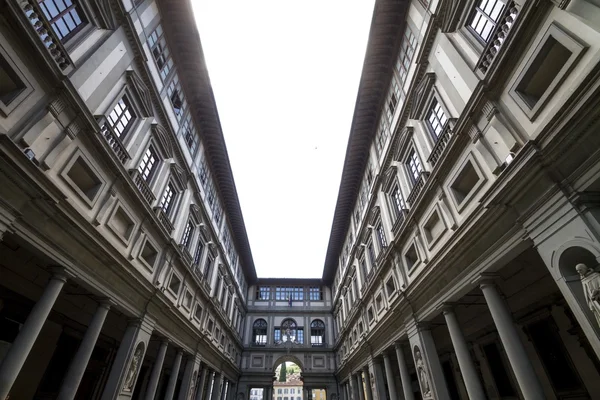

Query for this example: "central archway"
[272,357,304,400]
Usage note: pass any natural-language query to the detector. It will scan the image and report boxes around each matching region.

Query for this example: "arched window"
[281,319,297,342]
[311,320,325,347]
[253,319,267,346]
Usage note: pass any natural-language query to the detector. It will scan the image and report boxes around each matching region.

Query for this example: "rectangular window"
[407,149,423,183]
[468,0,506,43]
[138,146,158,182]
[108,97,135,139]
[147,24,174,81]
[181,114,199,154]
[203,254,214,279]
[193,239,205,266]
[0,56,26,106]
[426,99,448,139]
[367,243,376,269]
[275,286,304,301]
[376,224,388,250]
[159,183,176,215]
[38,0,87,42]
[166,74,187,119]
[256,286,270,300]
[395,25,417,83]
[297,328,304,344]
[360,257,368,279]
[390,185,406,218]
[181,220,194,249]
[274,328,281,342]
[309,286,323,301]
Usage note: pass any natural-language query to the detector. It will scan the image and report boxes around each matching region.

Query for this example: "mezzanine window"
[395,25,417,83]
[275,286,303,301]
[181,114,199,154]
[256,286,270,300]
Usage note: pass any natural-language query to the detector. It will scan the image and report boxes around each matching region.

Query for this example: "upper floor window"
[147,24,174,81]
[376,223,388,250]
[181,114,199,154]
[253,319,268,345]
[309,286,323,301]
[367,242,376,269]
[203,253,214,280]
[275,286,303,301]
[468,0,505,43]
[166,74,187,119]
[360,257,368,280]
[138,146,158,182]
[39,0,87,42]
[390,184,406,218]
[159,183,176,215]
[280,319,297,342]
[256,286,270,300]
[407,149,423,184]
[311,320,325,346]
[426,99,448,139]
[385,78,403,126]
[181,220,194,249]
[108,96,135,138]
[193,238,205,266]
[395,25,417,83]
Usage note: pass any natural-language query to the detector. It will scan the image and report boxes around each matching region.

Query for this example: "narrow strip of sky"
[192,1,376,278]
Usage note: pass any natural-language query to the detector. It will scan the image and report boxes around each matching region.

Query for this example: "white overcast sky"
[192,1,376,279]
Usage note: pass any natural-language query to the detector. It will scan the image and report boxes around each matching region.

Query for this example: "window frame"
[405,146,424,185]
[137,145,160,184]
[166,72,187,120]
[466,0,507,44]
[37,0,89,44]
[252,318,268,346]
[425,97,450,141]
[106,94,136,140]
[147,24,174,82]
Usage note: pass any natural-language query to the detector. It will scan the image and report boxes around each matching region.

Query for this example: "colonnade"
[0,268,237,400]
[339,279,548,400]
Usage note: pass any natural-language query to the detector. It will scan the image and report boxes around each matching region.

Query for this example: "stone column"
[362,367,373,400]
[355,373,364,400]
[368,359,386,400]
[195,367,209,400]
[382,353,398,400]
[348,376,357,400]
[394,343,414,400]
[0,270,68,400]
[179,354,201,400]
[408,323,450,400]
[164,350,183,400]
[101,316,155,400]
[212,372,223,400]
[58,300,111,400]
[480,280,545,399]
[442,307,486,400]
[144,340,169,400]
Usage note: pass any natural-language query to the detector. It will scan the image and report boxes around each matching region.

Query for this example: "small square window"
[65,155,103,203]
[423,209,445,245]
[405,243,419,271]
[367,306,375,322]
[0,55,26,106]
[510,24,586,120]
[385,277,396,297]
[168,272,181,295]
[183,290,193,310]
[140,240,158,269]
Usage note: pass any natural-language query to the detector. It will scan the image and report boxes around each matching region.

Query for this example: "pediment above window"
[170,163,188,190]
[126,70,153,118]
[189,204,201,224]
[409,73,436,119]
[382,165,398,192]
[89,0,119,30]
[368,206,381,225]
[439,0,470,33]
[151,124,173,159]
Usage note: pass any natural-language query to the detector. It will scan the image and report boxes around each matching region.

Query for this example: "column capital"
[48,266,73,282]
[95,297,115,308]
[393,341,405,350]
[471,273,499,288]
[440,303,457,314]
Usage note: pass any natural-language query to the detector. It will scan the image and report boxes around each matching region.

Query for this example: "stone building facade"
[2,0,600,400]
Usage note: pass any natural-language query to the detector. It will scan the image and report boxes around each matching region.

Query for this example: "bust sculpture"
[577,263,600,328]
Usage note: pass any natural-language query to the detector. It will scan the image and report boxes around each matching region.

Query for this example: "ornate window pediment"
[439,0,470,33]
[409,73,436,119]
[151,124,173,159]
[126,70,153,118]
[170,163,188,190]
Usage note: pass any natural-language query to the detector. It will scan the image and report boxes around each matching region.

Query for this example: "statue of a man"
[577,263,600,328]
[414,347,431,398]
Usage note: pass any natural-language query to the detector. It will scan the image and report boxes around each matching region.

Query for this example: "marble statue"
[188,370,197,400]
[413,346,431,398]
[577,263,600,328]
[123,343,144,391]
